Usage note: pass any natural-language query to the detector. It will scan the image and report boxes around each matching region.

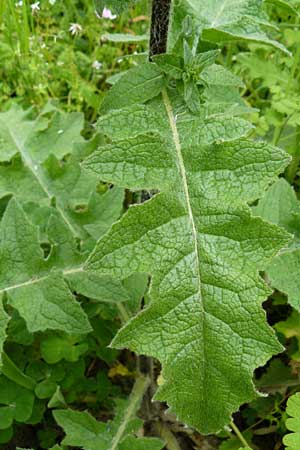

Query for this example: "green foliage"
[95,0,142,14]
[0,0,149,116]
[0,376,35,427]
[0,0,299,448]
[0,102,145,447]
[54,375,164,449]
[170,0,289,52]
[83,31,290,431]
[254,178,300,309]
[0,105,134,342]
[283,393,300,450]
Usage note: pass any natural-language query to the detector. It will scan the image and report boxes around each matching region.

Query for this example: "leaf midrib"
[8,126,82,238]
[161,86,207,402]
[0,267,83,295]
[210,0,230,27]
[161,88,203,302]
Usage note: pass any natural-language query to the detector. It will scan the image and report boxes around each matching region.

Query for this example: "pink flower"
[102,7,117,20]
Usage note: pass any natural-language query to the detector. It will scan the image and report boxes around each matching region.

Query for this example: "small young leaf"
[40,335,88,364]
[48,386,67,409]
[100,63,165,113]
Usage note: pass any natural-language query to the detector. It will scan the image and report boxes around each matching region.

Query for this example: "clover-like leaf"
[0,376,35,425]
[82,56,290,433]
[283,393,300,450]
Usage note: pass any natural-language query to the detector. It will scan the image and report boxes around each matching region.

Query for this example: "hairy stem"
[109,374,151,450]
[149,0,172,57]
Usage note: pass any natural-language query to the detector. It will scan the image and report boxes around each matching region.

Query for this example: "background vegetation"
[0,0,300,449]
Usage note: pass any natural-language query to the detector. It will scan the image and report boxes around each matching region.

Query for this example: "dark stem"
[142,0,172,202]
[149,0,172,58]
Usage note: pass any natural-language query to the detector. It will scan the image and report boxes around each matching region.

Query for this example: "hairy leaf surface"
[0,105,137,360]
[254,178,300,309]
[171,0,288,53]
[0,199,91,334]
[83,60,290,432]
[0,105,124,241]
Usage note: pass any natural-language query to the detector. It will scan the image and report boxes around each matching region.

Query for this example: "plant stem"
[1,352,37,391]
[149,0,172,57]
[156,422,182,450]
[110,374,151,450]
[117,303,131,323]
[230,420,253,449]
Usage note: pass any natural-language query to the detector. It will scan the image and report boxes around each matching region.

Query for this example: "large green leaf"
[0,199,91,335]
[54,375,164,450]
[0,105,136,363]
[253,178,300,309]
[83,57,290,433]
[170,0,289,53]
[0,105,124,241]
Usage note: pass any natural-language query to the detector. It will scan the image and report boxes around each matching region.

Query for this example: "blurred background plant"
[230,0,300,190]
[0,0,149,122]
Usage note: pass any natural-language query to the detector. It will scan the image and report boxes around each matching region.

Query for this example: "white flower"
[15,1,23,6]
[102,7,117,20]
[92,60,103,70]
[49,0,56,4]
[69,23,83,36]
[31,1,40,14]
